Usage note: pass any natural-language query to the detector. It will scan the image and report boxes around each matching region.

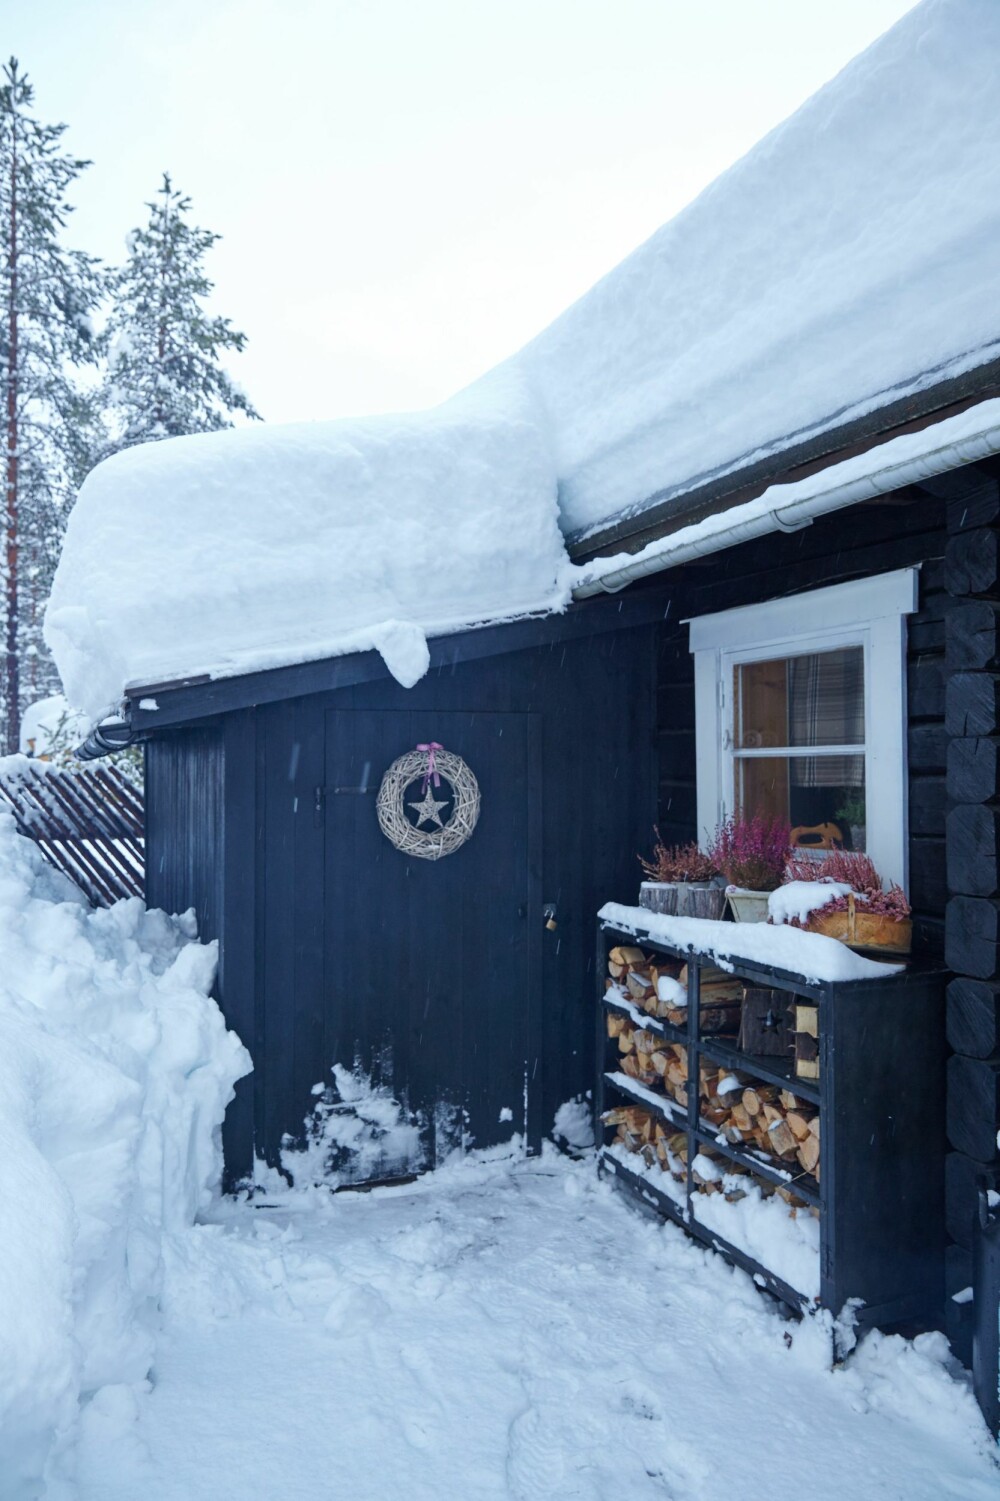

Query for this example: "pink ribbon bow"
[417,742,444,792]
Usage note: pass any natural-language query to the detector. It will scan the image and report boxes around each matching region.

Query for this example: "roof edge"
[567,351,1000,563]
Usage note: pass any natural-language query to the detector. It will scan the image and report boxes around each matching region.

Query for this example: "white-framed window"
[689,568,918,889]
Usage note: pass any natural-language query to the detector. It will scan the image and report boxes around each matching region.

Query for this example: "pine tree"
[0,57,102,753]
[103,174,259,449]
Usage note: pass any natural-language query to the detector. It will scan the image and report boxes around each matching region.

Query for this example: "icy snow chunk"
[46,377,569,721]
[768,881,853,927]
[552,1096,594,1152]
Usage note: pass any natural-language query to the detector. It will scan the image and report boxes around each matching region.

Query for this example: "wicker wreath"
[376,746,481,860]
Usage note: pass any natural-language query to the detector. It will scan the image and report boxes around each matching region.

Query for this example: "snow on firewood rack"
[0,761,144,907]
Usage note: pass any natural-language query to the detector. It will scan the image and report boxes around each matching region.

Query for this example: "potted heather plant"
[709,813,791,922]
[777,849,912,953]
[638,832,725,919]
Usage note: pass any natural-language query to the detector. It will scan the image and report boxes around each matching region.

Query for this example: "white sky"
[10,0,916,426]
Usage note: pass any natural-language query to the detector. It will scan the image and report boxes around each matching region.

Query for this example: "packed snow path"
[76,1154,996,1501]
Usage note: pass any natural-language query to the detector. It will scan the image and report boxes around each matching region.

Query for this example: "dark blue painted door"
[324,709,542,1176]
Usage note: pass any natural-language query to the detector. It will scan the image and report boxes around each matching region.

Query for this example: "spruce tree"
[103,174,259,449]
[0,57,102,753]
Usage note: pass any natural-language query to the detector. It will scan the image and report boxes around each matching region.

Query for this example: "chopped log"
[947,736,1000,805]
[944,526,1000,598]
[607,1012,628,1038]
[946,1053,1000,1161]
[796,1134,820,1174]
[766,1118,799,1158]
[649,1050,669,1076]
[947,976,1000,1059]
[617,1027,636,1055]
[786,1110,814,1142]
[620,1054,641,1079]
[627,969,656,1002]
[601,1106,630,1126]
[946,671,1000,739]
[794,1003,819,1039]
[947,803,1000,898]
[634,1028,661,1055]
[807,1115,821,1140]
[742,1085,779,1115]
[779,1089,806,1111]
[795,1032,820,1080]
[945,895,1000,979]
[730,1102,753,1133]
[678,964,745,1002]
[608,945,647,978]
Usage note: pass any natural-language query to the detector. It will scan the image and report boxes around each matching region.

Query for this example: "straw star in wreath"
[408,785,449,829]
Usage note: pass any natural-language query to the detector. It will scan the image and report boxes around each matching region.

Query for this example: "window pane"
[736,756,867,850]
[734,647,864,751]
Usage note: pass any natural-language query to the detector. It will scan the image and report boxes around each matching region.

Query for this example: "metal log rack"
[596,915,948,1337]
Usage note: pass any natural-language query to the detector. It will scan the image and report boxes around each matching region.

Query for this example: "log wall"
[941,462,1000,1365]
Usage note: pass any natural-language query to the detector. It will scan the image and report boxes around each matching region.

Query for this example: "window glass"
[733,646,866,850]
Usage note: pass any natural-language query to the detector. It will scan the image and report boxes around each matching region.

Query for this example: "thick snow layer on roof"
[493,0,1000,537]
[46,0,1000,714]
[46,380,570,720]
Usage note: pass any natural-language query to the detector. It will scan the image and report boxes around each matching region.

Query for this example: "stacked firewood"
[606,945,742,1032]
[606,1009,820,1182]
[602,1103,687,1180]
[602,1103,815,1213]
[701,1070,820,1181]
[604,944,821,1193]
[606,1011,689,1101]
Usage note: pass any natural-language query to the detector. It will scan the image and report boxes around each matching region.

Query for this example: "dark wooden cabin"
[88,380,1000,1407]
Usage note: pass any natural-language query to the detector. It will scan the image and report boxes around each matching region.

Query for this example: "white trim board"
[688,568,918,653]
[689,568,918,890]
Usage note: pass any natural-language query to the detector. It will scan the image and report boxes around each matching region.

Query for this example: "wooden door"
[324,709,541,1178]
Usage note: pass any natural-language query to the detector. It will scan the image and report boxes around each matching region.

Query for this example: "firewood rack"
[596,915,947,1337]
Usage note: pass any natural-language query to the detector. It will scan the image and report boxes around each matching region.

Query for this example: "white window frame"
[688,568,918,890]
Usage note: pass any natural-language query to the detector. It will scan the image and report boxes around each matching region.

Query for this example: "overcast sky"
[10,0,916,426]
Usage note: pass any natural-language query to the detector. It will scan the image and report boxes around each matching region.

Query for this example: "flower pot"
[726,887,772,923]
[806,894,911,954]
[639,882,679,916]
[681,883,726,920]
[639,881,726,920]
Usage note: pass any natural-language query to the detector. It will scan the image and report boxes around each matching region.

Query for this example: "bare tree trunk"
[4,116,19,755]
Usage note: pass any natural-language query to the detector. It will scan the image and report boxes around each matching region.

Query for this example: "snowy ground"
[75,1150,997,1501]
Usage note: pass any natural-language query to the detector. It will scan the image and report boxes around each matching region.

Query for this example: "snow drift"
[0,784,250,1499]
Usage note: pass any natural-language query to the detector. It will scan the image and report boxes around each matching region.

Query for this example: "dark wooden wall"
[146,624,658,1185]
[145,723,225,943]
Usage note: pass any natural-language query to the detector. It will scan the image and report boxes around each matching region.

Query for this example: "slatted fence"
[0,761,144,907]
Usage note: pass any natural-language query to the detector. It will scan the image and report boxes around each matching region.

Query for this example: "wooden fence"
[0,761,144,907]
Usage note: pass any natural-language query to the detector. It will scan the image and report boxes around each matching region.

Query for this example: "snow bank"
[599,902,902,983]
[0,789,250,1497]
[491,0,1000,536]
[45,376,570,722]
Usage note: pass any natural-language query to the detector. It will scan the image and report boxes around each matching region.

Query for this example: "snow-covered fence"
[0,759,144,906]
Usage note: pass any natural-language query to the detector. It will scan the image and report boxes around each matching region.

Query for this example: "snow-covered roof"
[495,0,1000,541]
[46,0,1000,721]
[46,380,570,719]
